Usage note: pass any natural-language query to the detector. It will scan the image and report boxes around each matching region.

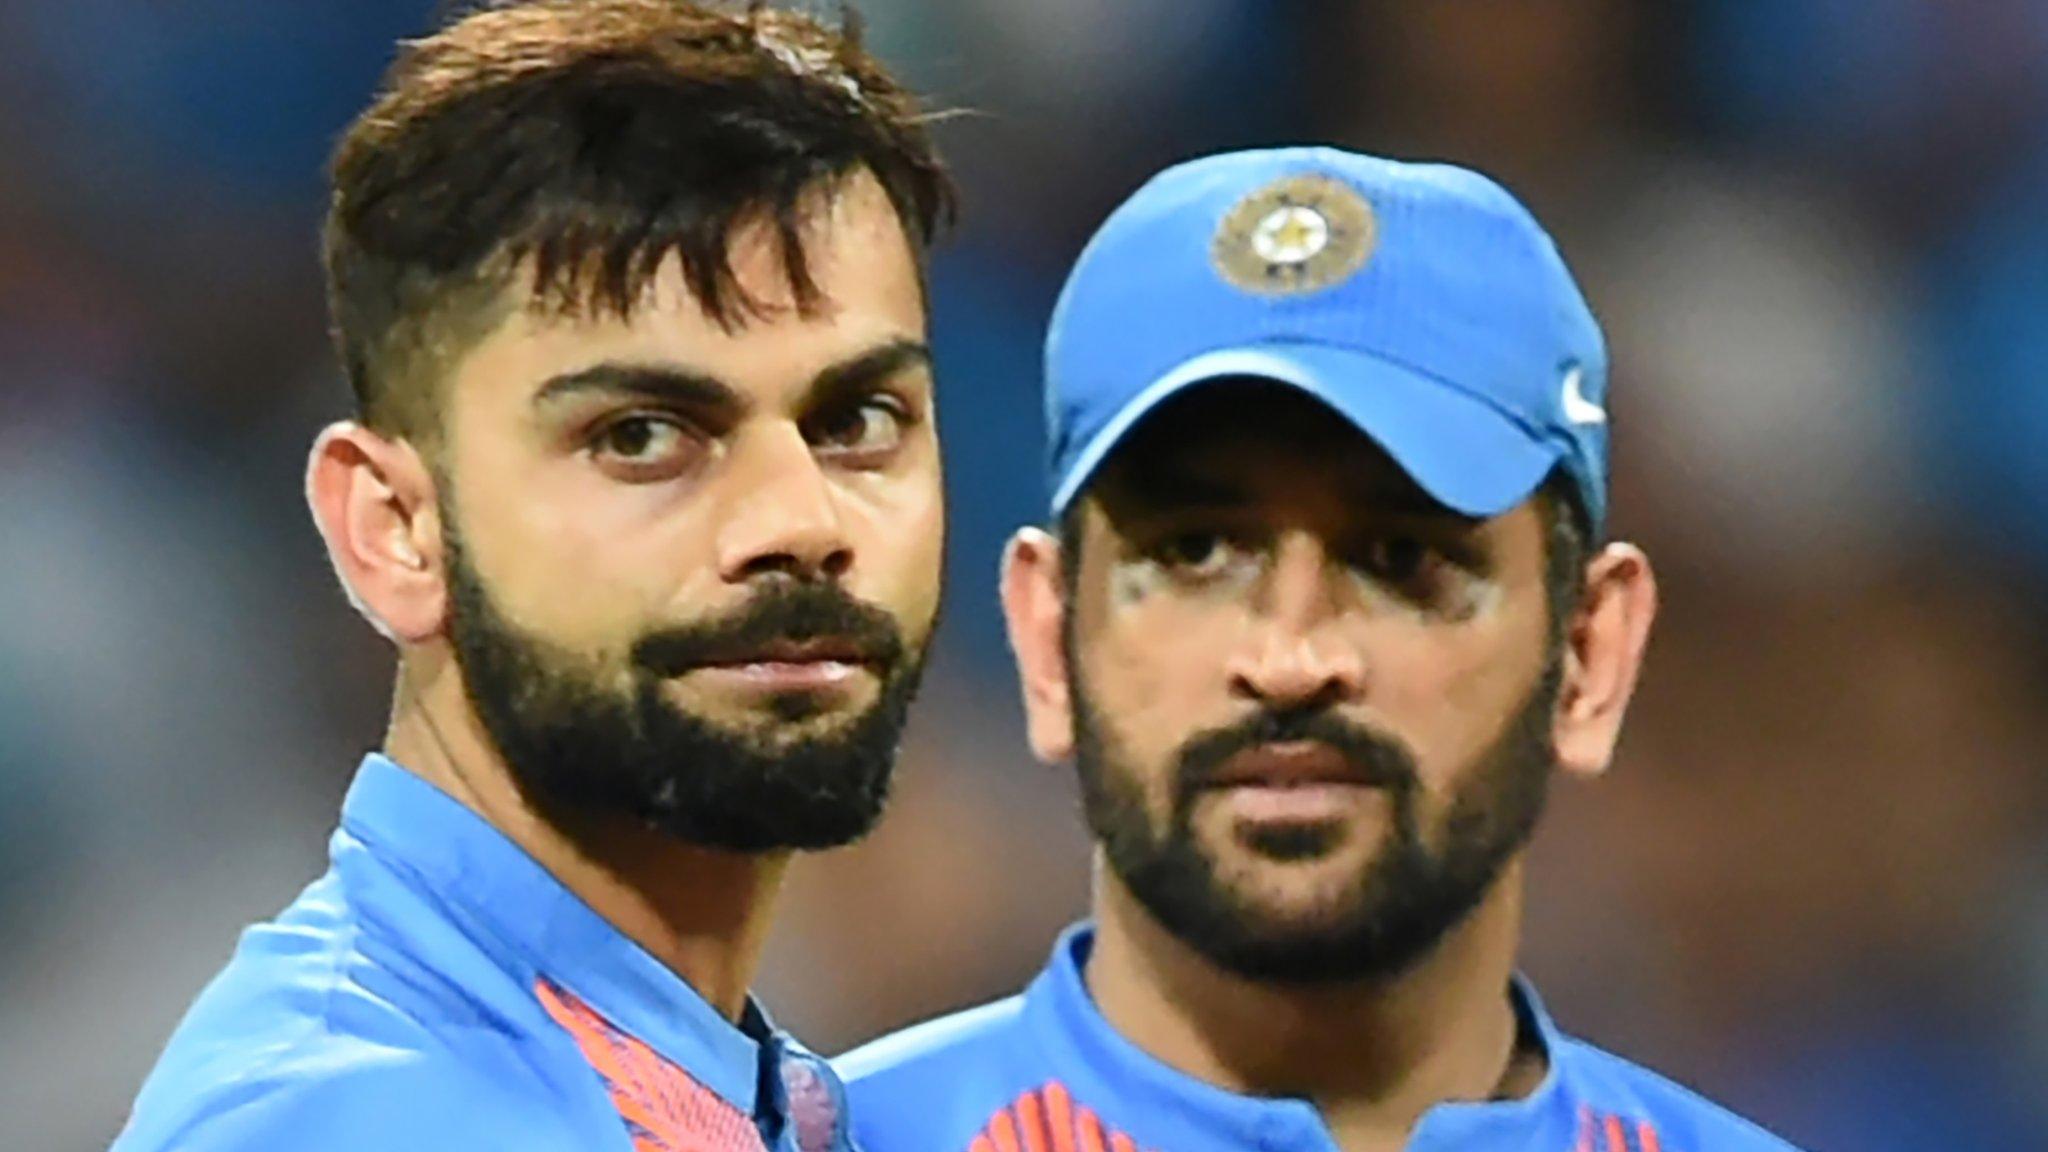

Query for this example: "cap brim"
[1052,344,1562,517]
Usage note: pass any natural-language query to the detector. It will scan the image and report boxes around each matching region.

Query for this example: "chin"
[1203,839,1393,923]
[1212,813,1383,870]
[1220,865,1369,922]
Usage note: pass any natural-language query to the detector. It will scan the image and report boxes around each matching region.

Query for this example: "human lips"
[1203,740,1389,790]
[1198,741,1397,825]
[678,637,886,693]
[691,637,882,669]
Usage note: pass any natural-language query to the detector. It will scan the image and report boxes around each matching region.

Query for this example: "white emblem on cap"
[1560,365,1606,425]
[1250,205,1331,266]
[1212,174,1376,296]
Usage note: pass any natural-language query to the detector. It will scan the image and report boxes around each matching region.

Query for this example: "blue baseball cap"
[1044,146,1611,535]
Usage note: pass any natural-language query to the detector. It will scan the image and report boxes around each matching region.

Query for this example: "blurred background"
[2,1,2045,1148]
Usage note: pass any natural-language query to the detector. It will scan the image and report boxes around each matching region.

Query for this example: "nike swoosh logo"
[1561,365,1606,425]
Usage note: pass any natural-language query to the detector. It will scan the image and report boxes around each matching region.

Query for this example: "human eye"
[807,394,914,464]
[1351,532,1482,613]
[1156,529,1228,574]
[1358,535,1434,585]
[1140,525,1263,587]
[586,413,703,482]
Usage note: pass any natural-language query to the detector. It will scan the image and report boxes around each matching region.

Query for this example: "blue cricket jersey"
[114,754,854,1152]
[838,926,1805,1152]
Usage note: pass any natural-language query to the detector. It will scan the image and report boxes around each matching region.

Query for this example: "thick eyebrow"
[799,337,932,411]
[529,338,931,417]
[531,363,740,413]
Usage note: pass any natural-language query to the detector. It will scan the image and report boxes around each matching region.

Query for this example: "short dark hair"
[325,0,957,439]
[1058,466,1591,637]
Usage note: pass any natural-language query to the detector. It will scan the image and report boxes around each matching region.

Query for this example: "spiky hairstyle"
[324,0,955,437]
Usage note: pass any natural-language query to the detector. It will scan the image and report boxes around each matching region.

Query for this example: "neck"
[1085,859,1539,1150]
[383,651,786,1021]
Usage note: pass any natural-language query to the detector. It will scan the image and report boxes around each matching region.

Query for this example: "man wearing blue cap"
[837,148,1804,1152]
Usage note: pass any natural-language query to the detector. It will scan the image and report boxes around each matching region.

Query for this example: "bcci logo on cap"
[1212,173,1377,296]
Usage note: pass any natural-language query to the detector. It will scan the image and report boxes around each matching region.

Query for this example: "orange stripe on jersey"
[1603,1113,1629,1152]
[1015,1088,1053,1152]
[1073,1101,1110,1152]
[989,1103,1024,1152]
[535,980,767,1152]
[972,1085,1154,1152]
[1637,1121,1664,1152]
[538,983,632,1103]
[1575,1107,1597,1152]
[1024,1082,1073,1147]
[1042,1083,1079,1152]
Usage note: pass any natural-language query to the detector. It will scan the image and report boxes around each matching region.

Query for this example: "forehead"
[450,171,927,407]
[1092,380,1454,517]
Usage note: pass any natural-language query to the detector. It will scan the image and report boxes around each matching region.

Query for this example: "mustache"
[1174,709,1416,800]
[630,582,907,676]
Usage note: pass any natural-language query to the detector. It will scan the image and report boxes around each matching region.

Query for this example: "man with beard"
[839,149,1805,1152]
[114,4,953,1150]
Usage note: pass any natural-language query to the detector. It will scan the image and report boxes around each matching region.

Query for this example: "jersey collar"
[1020,922,1584,1152]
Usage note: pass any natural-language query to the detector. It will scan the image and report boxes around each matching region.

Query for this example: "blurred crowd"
[1,3,2043,1149]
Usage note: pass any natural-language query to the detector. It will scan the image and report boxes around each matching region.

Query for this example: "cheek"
[1080,598,1240,763]
[454,467,706,646]
[841,467,945,628]
[1371,615,1550,793]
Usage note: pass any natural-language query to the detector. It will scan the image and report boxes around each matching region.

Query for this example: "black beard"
[442,514,926,854]
[1071,655,1559,984]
